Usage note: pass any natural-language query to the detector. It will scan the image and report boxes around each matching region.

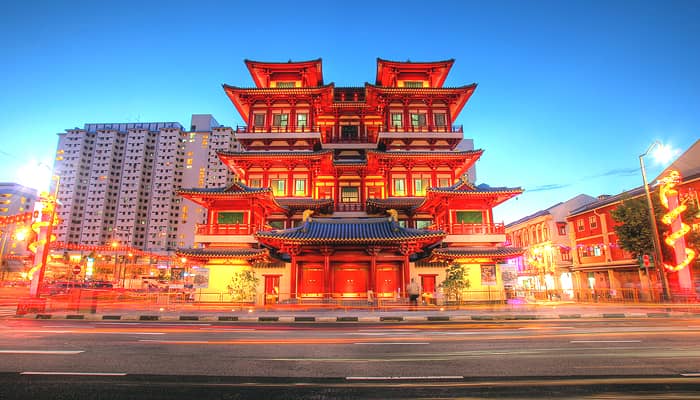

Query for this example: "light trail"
[0,350,84,355]
[20,372,127,376]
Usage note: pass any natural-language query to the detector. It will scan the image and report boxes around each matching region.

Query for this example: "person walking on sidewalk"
[407,278,420,308]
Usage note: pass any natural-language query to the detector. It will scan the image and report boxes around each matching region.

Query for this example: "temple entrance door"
[300,265,324,298]
[333,263,368,298]
[420,274,437,304]
[264,275,281,304]
[376,264,400,298]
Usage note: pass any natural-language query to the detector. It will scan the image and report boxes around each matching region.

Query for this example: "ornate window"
[294,178,307,196]
[392,178,406,196]
[410,113,427,127]
[391,113,402,128]
[341,187,359,203]
[434,113,446,127]
[272,114,289,127]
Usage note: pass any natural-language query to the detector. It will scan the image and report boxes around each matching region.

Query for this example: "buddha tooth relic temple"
[176,58,524,304]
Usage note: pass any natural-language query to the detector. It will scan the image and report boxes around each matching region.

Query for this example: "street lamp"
[639,141,671,300]
[111,240,119,283]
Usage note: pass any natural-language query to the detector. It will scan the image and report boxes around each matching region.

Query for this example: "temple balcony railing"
[235,125,320,134]
[194,223,259,244]
[381,124,463,133]
[430,222,506,244]
[335,203,364,212]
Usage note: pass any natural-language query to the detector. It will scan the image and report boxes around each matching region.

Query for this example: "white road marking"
[570,340,642,343]
[346,376,462,380]
[138,340,208,343]
[21,372,127,376]
[354,342,430,345]
[0,350,84,355]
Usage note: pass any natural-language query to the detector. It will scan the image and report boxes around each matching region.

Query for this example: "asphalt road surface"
[1,317,699,399]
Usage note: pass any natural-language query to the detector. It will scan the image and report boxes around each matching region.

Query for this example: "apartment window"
[272,114,289,127]
[391,113,403,128]
[410,113,427,127]
[404,81,423,88]
[589,216,598,229]
[270,179,286,196]
[294,178,307,196]
[297,113,307,128]
[341,187,359,203]
[276,81,295,88]
[392,178,406,196]
[577,219,585,231]
[434,113,446,127]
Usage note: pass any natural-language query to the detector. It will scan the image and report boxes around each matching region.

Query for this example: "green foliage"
[439,263,470,303]
[227,269,259,302]
[611,192,700,261]
[610,196,661,259]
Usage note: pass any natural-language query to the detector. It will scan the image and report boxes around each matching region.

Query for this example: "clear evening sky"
[1,0,698,224]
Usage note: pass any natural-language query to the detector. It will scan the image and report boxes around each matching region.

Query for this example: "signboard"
[500,264,518,287]
[481,264,497,286]
[73,265,81,275]
[193,268,209,289]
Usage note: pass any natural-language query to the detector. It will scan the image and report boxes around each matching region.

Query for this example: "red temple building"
[177,58,523,304]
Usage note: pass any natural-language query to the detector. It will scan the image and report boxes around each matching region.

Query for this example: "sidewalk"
[11,299,700,323]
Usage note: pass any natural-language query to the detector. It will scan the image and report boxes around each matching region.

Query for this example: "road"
[1,316,699,398]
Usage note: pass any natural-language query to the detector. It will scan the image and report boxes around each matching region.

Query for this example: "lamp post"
[639,141,671,300]
[111,240,119,284]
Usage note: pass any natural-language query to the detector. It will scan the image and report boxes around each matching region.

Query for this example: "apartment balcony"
[432,222,507,245]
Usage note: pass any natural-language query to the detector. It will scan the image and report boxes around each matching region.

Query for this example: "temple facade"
[177,58,523,304]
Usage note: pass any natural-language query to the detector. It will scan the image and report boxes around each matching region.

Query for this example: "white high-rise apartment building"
[52,115,239,255]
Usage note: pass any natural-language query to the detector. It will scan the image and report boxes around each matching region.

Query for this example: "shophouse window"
[294,178,307,196]
[253,114,265,127]
[393,178,406,196]
[557,222,567,236]
[577,219,585,231]
[297,113,307,128]
[341,187,359,203]
[391,113,403,128]
[589,216,598,229]
[273,114,289,127]
[434,113,446,127]
[410,113,427,127]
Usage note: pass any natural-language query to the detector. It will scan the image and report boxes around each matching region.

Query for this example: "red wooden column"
[288,245,301,298]
[321,246,333,298]
[399,243,413,298]
[402,98,410,132]
[366,246,380,293]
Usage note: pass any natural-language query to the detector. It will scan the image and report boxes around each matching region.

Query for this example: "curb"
[10,311,698,322]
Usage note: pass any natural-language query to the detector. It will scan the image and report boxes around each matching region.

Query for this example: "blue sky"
[1,0,698,224]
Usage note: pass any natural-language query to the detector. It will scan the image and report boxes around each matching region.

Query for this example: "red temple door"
[420,274,437,303]
[264,275,281,304]
[376,264,400,298]
[300,265,324,298]
[333,264,368,297]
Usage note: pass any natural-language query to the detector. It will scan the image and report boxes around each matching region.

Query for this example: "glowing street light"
[639,141,672,300]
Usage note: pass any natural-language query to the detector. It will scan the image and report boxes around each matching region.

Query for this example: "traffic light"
[643,254,650,267]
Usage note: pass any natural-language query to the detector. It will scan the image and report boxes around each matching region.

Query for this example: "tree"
[439,263,470,304]
[611,193,700,261]
[227,270,259,302]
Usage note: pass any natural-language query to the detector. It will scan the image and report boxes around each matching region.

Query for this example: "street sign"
[73,265,81,275]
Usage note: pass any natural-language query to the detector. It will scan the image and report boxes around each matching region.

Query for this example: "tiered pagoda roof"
[256,217,445,245]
